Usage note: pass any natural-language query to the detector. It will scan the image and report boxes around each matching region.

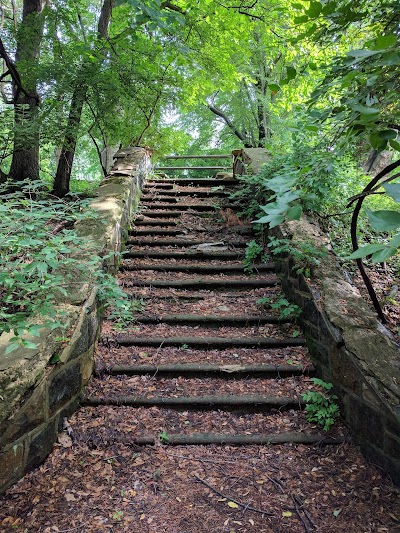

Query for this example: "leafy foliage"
[243,240,269,273]
[302,378,340,432]
[268,236,326,278]
[256,296,302,318]
[0,181,140,353]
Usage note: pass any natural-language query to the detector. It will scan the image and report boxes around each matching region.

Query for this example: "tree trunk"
[52,0,114,197]
[53,84,87,196]
[9,0,47,183]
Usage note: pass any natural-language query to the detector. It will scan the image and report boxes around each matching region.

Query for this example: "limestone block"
[47,362,81,417]
[0,380,46,448]
[0,443,25,492]
[26,418,57,472]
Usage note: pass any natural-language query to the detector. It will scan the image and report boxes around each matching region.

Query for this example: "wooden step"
[124,278,278,289]
[123,250,243,260]
[82,394,305,410]
[132,220,178,227]
[120,263,274,274]
[126,238,247,247]
[112,335,305,349]
[142,190,229,198]
[129,229,184,236]
[141,203,216,211]
[146,179,238,186]
[130,314,292,326]
[95,363,313,378]
[75,431,347,446]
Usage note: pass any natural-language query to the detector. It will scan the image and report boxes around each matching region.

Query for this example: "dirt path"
[0,177,398,532]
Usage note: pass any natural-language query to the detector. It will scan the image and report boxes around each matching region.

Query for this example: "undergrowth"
[0,180,140,354]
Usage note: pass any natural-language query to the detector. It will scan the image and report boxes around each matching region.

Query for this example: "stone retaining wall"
[0,147,150,494]
[271,218,400,483]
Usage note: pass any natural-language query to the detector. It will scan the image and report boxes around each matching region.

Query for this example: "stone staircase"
[81,175,346,449]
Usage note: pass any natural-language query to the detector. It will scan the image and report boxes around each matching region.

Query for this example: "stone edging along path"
[0,147,150,494]
[271,217,400,483]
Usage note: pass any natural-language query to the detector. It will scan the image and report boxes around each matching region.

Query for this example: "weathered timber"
[155,166,229,171]
[140,196,178,203]
[140,203,216,211]
[128,229,184,236]
[131,314,292,326]
[137,210,211,218]
[132,220,178,227]
[126,239,247,247]
[82,394,304,410]
[96,363,313,378]
[146,178,238,186]
[113,336,305,348]
[164,154,232,159]
[123,251,243,260]
[120,262,274,273]
[141,190,229,198]
[90,432,347,446]
[143,183,174,189]
[124,278,278,290]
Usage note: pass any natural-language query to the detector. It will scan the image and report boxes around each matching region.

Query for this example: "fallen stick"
[194,475,273,516]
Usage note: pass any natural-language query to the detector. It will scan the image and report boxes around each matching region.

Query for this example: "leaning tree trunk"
[52,0,114,197]
[9,0,47,183]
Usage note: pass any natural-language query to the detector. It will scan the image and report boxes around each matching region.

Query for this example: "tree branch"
[207,103,252,147]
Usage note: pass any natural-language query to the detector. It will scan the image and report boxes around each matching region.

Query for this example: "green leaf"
[389,234,400,247]
[350,104,380,115]
[371,247,398,262]
[347,244,385,259]
[369,132,387,151]
[366,209,400,231]
[286,205,303,220]
[389,140,400,151]
[5,343,19,354]
[268,83,281,93]
[286,66,297,80]
[375,34,397,50]
[306,1,322,17]
[383,183,400,202]
[378,130,397,140]
[294,15,309,23]
[347,49,379,59]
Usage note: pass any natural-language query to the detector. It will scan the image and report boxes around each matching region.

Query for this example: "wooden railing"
[154,149,269,177]
[155,153,233,173]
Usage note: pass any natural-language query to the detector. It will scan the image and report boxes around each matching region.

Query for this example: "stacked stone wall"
[0,147,150,494]
[271,218,400,484]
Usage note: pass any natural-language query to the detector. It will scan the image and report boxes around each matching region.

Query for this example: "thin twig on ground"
[194,475,273,515]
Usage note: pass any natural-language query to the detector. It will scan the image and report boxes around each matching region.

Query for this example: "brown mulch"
[103,323,301,340]
[84,374,312,400]
[96,345,311,367]
[1,441,398,532]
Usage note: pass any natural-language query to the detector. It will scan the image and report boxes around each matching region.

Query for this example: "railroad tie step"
[120,262,275,274]
[141,203,216,211]
[82,394,304,410]
[132,314,292,326]
[132,220,178,227]
[76,431,348,447]
[95,363,314,378]
[123,250,244,260]
[141,190,229,198]
[136,210,211,218]
[124,278,278,289]
[146,179,238,186]
[112,335,305,349]
[129,229,184,236]
[126,238,247,247]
